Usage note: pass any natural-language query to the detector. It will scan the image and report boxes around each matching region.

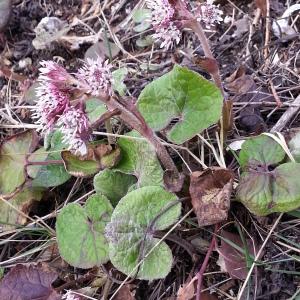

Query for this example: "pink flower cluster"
[146,0,182,50]
[196,0,223,28]
[145,0,223,49]
[32,58,113,155]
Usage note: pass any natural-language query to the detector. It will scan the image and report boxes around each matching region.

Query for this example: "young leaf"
[27,131,71,188]
[115,131,163,187]
[106,186,181,280]
[94,169,137,206]
[0,187,43,231]
[0,131,38,195]
[137,65,223,144]
[112,68,128,96]
[237,162,300,216]
[56,194,113,269]
[85,97,107,123]
[239,134,286,167]
[61,151,101,177]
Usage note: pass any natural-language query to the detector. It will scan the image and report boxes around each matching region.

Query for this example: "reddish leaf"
[114,285,135,300]
[189,168,234,226]
[217,231,257,280]
[0,263,60,300]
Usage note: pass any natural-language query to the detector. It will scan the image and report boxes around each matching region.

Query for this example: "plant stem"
[196,224,218,300]
[26,160,64,166]
[97,95,180,176]
[188,21,225,98]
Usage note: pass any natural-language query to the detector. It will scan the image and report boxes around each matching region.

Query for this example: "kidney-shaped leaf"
[239,134,285,168]
[0,131,38,195]
[106,186,181,280]
[56,194,113,268]
[237,162,300,216]
[116,131,163,187]
[137,65,223,144]
[94,169,137,206]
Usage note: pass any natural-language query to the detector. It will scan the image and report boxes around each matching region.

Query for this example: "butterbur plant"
[35,0,226,284]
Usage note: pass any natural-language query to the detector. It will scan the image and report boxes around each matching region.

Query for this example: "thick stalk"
[188,21,225,98]
[97,96,180,175]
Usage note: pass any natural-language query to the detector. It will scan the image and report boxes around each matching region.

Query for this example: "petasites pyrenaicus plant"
[237,134,300,216]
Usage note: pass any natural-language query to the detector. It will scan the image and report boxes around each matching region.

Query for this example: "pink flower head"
[146,0,182,49]
[196,0,223,28]
[57,105,90,156]
[76,57,113,97]
[33,82,70,132]
[39,60,73,84]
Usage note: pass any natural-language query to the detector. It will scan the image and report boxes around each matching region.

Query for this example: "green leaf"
[56,194,113,268]
[133,22,151,33]
[132,9,151,23]
[0,187,43,231]
[137,65,223,144]
[27,131,71,188]
[112,68,128,96]
[288,131,300,162]
[61,151,101,177]
[239,134,286,167]
[136,36,153,48]
[106,186,181,280]
[115,131,163,187]
[94,169,137,206]
[0,131,37,195]
[85,98,107,123]
[237,162,300,216]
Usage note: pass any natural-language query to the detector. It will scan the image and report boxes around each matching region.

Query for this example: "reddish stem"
[196,224,218,300]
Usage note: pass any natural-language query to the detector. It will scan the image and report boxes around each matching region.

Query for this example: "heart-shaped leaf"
[106,186,181,280]
[0,188,43,231]
[56,194,113,268]
[0,131,38,195]
[237,162,300,216]
[27,131,71,188]
[239,134,286,167]
[94,169,137,206]
[115,131,163,187]
[137,65,223,144]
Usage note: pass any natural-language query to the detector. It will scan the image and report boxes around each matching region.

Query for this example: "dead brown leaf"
[114,284,135,300]
[189,168,234,226]
[217,231,257,280]
[177,279,195,300]
[0,263,60,300]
